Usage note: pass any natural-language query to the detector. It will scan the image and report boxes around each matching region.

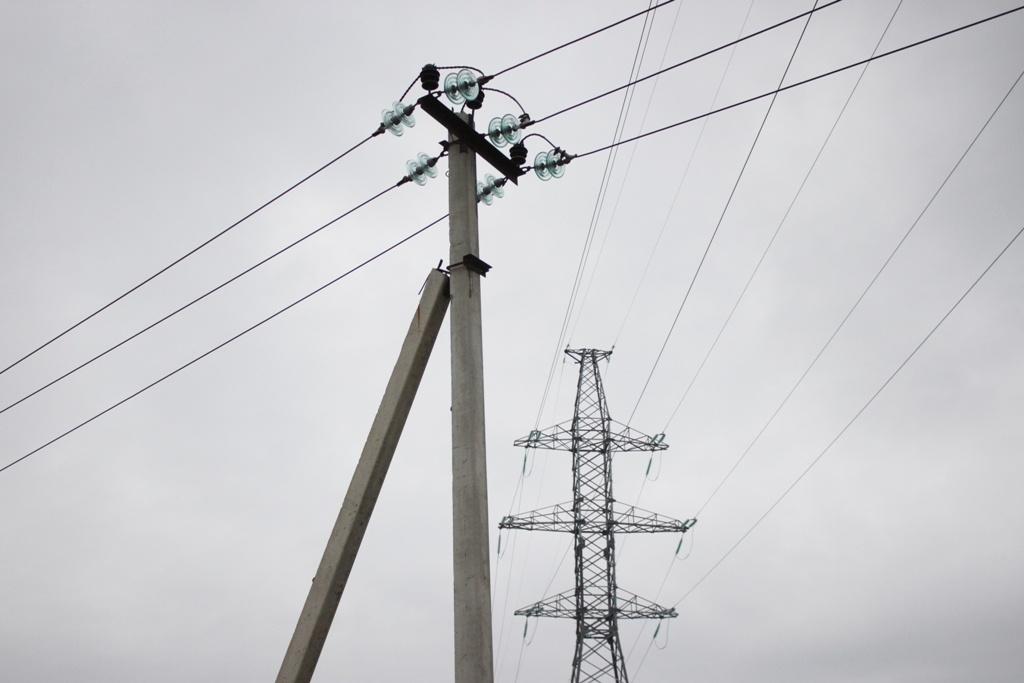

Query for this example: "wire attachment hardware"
[487,113,527,148]
[509,141,528,167]
[419,63,440,91]
[381,101,416,137]
[405,152,440,186]
[476,174,507,206]
[533,148,571,181]
[443,68,482,106]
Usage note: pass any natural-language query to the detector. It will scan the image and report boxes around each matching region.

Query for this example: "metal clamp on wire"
[449,253,492,277]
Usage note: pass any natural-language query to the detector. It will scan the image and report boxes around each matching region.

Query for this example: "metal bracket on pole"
[417,94,524,183]
[276,268,451,683]
[450,253,492,277]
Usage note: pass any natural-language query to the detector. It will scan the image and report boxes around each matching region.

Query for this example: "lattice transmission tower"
[501,348,696,682]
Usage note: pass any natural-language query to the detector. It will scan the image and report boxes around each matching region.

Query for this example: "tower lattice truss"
[501,349,696,682]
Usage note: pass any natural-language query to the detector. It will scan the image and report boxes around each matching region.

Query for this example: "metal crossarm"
[500,502,696,534]
[500,502,575,532]
[514,588,677,621]
[514,589,577,619]
[513,421,575,451]
[612,504,696,534]
[613,589,677,619]
[514,420,669,454]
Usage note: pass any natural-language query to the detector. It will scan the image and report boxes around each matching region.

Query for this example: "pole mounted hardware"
[404,152,442,186]
[450,253,492,277]
[533,148,571,181]
[477,175,507,206]
[381,101,417,136]
[417,94,525,183]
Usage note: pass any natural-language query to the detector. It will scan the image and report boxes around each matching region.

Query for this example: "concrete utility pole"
[447,113,495,683]
[276,269,450,683]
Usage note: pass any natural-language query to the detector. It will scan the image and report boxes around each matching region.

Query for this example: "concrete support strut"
[276,269,451,683]
[448,113,496,683]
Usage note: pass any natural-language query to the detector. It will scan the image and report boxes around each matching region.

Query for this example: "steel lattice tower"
[501,348,696,682]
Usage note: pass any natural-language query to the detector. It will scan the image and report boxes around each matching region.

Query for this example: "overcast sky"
[1,1,1023,681]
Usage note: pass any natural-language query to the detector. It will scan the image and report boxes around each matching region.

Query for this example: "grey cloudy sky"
[1,1,1022,681]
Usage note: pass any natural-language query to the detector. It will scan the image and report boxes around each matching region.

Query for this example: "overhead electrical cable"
[660,0,906,434]
[0,130,385,378]
[528,0,846,128]
[612,0,757,564]
[567,0,692,342]
[626,0,821,425]
[628,60,1023,674]
[626,55,1021,664]
[569,3,1024,160]
[0,0,678,386]
[497,9,663,677]
[0,214,448,476]
[612,0,757,350]
[632,219,1024,680]
[493,448,533,673]
[530,3,662,431]
[490,0,677,78]
[690,64,1024,518]
[617,0,804,564]
[0,175,417,418]
[556,3,660,351]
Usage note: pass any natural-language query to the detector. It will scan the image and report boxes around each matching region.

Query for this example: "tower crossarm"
[513,419,670,454]
[499,502,575,532]
[611,504,697,534]
[607,420,669,453]
[513,420,574,451]
[513,588,677,620]
[614,589,677,619]
[514,589,577,619]
[500,502,697,535]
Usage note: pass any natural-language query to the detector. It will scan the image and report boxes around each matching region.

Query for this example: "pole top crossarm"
[417,94,524,183]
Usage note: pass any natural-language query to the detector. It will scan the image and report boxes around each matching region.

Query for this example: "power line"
[490,0,677,78]
[493,449,532,675]
[531,2,661,430]
[529,0,846,128]
[572,3,1024,160]
[623,0,904,658]
[562,1,660,344]
[660,0,907,434]
[398,75,420,102]
[632,218,1024,679]
[510,628,528,683]
[626,55,1023,671]
[0,177,411,418]
[626,0,821,425]
[691,64,1023,519]
[570,3,1021,417]
[611,0,757,350]
[0,214,448,477]
[0,130,384,379]
[482,87,528,115]
[496,10,663,677]
[616,0,757,565]
[568,0,691,342]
